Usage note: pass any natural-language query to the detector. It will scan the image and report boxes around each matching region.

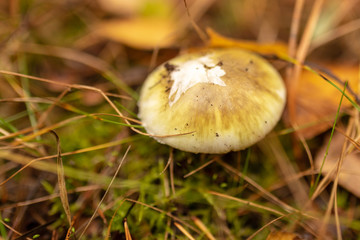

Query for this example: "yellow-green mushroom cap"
[138,48,286,154]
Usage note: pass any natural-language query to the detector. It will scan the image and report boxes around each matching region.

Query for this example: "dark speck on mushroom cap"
[138,48,286,154]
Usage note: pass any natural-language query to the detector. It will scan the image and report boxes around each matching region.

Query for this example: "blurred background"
[1,0,360,239]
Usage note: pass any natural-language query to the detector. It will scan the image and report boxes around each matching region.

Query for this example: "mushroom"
[138,48,286,154]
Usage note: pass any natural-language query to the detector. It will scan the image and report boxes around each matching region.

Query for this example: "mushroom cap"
[138,48,286,154]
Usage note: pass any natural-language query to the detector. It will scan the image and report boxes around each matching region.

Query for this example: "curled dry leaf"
[295,64,359,139]
[94,17,179,49]
[315,132,360,198]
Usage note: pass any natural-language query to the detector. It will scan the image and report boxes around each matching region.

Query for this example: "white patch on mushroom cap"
[168,55,226,107]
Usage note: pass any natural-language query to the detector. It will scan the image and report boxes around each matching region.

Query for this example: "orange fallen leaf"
[295,64,359,139]
[206,28,288,56]
[95,17,179,49]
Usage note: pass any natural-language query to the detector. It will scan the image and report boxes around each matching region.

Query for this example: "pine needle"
[174,222,195,240]
[124,218,132,240]
[191,216,216,240]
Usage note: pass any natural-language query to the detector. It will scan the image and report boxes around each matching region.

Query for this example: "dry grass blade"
[0,116,95,189]
[298,132,315,185]
[0,136,139,187]
[287,0,304,60]
[0,126,35,142]
[208,190,285,217]
[183,0,208,44]
[11,115,86,146]
[160,148,173,175]
[0,154,52,187]
[65,217,77,240]
[174,221,195,240]
[191,216,216,240]
[246,215,286,240]
[13,220,57,240]
[16,43,136,98]
[38,88,71,135]
[296,0,325,71]
[124,198,200,234]
[124,218,132,240]
[0,88,71,137]
[0,70,142,135]
[105,199,126,240]
[0,97,54,104]
[92,113,142,125]
[50,130,72,225]
[286,0,304,98]
[319,115,355,239]
[215,159,296,214]
[169,149,176,196]
[164,218,171,240]
[2,95,134,145]
[260,136,309,208]
[267,169,317,196]
[78,145,131,239]
[0,185,102,211]
[308,164,336,202]
[288,0,325,124]
[184,158,216,178]
[0,70,196,140]
[0,219,27,239]
[18,43,111,73]
[310,17,360,52]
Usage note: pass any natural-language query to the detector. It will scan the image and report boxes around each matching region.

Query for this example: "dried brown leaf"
[315,132,360,198]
